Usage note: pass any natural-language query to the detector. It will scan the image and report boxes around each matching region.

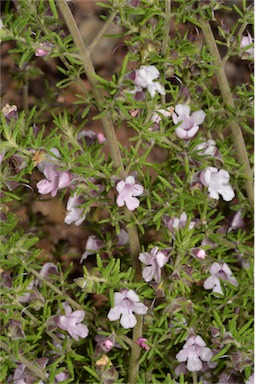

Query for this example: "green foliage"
[0,0,253,383]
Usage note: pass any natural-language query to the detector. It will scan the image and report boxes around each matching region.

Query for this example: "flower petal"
[120,313,137,329]
[107,306,121,321]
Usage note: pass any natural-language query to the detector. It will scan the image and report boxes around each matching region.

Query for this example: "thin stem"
[0,340,48,381]
[161,0,171,57]
[192,371,198,384]
[199,17,254,208]
[87,10,118,54]
[27,266,87,313]
[161,0,171,105]
[58,0,124,174]
[128,315,143,384]
[57,2,144,381]
[222,21,248,65]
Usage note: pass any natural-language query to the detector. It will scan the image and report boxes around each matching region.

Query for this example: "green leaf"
[211,344,232,361]
[48,0,58,18]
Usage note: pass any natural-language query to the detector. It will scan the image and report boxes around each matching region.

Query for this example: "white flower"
[134,65,166,98]
[176,335,213,372]
[80,235,104,263]
[151,107,173,124]
[58,304,88,341]
[107,289,148,329]
[116,176,144,211]
[240,33,254,58]
[138,246,169,283]
[195,139,218,157]
[164,212,195,234]
[65,194,86,226]
[200,167,235,202]
[172,104,205,139]
[228,209,244,232]
[203,262,238,295]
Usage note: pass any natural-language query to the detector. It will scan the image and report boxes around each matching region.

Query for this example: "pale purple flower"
[35,43,52,57]
[164,212,195,235]
[37,165,71,197]
[65,194,86,226]
[176,335,213,372]
[10,363,26,384]
[151,107,173,124]
[35,48,49,57]
[200,167,235,202]
[136,337,150,351]
[39,262,58,281]
[18,280,35,303]
[97,133,106,143]
[8,359,48,384]
[138,246,169,283]
[8,319,25,339]
[240,33,254,58]
[191,248,206,259]
[95,334,120,352]
[116,176,144,211]
[228,209,244,232]
[36,148,72,197]
[55,372,69,382]
[58,304,88,341]
[2,103,18,120]
[203,262,238,295]
[117,229,129,246]
[107,288,148,329]
[80,235,104,263]
[172,104,205,139]
[78,130,106,145]
[134,65,166,98]
[194,139,218,157]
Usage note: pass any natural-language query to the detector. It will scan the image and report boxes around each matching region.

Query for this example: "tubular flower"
[65,194,86,226]
[58,304,88,341]
[203,262,238,295]
[116,176,144,211]
[138,246,169,283]
[107,289,148,329]
[134,65,166,98]
[200,167,235,202]
[176,335,213,372]
[172,104,205,139]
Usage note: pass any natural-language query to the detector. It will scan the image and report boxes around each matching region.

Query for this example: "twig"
[87,10,118,54]
[222,21,248,65]
[161,0,172,105]
[0,340,48,381]
[199,17,254,208]
[57,2,144,381]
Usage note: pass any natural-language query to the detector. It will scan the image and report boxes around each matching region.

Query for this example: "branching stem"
[199,18,254,208]
[0,340,48,381]
[58,1,144,381]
